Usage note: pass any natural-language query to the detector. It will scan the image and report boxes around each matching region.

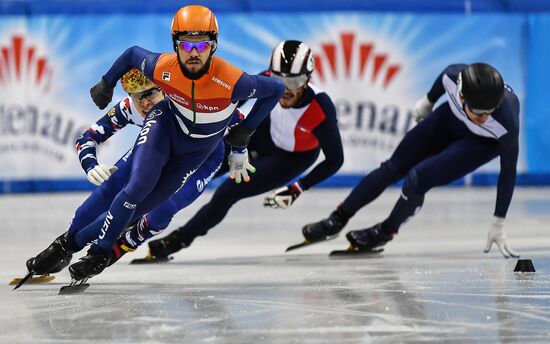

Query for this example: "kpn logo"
[311,32,415,163]
[0,34,88,178]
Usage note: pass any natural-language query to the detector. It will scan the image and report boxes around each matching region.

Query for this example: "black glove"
[224,123,255,148]
[90,78,114,110]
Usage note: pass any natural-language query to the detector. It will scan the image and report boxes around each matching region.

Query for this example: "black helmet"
[269,40,315,89]
[460,63,504,113]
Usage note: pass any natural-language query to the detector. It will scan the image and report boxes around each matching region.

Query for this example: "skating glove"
[227,148,255,184]
[484,216,519,258]
[264,182,303,209]
[224,123,255,148]
[414,95,434,123]
[87,164,118,186]
[90,78,114,110]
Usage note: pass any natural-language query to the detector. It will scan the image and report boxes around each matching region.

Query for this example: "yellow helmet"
[120,68,156,94]
[171,5,218,52]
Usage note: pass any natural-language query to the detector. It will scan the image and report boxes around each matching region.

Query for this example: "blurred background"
[1,0,550,193]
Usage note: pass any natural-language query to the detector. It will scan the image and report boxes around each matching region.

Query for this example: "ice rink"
[0,187,549,343]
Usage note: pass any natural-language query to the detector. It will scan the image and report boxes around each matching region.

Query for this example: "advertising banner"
[0,13,528,185]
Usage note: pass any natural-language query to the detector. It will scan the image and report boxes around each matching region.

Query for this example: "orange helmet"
[171,5,218,51]
[120,68,156,94]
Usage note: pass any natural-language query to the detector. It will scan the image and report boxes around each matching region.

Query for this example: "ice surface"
[1,188,549,343]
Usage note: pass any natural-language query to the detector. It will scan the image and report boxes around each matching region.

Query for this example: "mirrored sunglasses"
[130,87,162,101]
[176,40,214,53]
[270,73,309,90]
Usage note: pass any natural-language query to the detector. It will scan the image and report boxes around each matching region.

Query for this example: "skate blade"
[329,245,384,258]
[12,271,36,290]
[10,274,54,286]
[285,234,338,252]
[59,280,90,295]
[130,253,173,264]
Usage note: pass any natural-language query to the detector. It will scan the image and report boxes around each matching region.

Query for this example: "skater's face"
[279,84,307,108]
[462,97,491,125]
[130,87,164,117]
[176,35,215,79]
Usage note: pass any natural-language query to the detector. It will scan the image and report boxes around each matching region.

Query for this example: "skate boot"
[69,247,112,281]
[148,230,188,259]
[26,234,74,275]
[346,223,395,252]
[302,210,348,243]
[108,235,136,267]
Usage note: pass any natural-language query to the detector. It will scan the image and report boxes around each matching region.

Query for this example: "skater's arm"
[231,73,284,130]
[426,64,467,103]
[299,93,344,190]
[224,73,283,182]
[485,135,520,258]
[91,46,161,110]
[494,92,520,219]
[494,138,518,218]
[235,70,270,108]
[101,46,161,86]
[415,64,467,122]
[76,99,133,173]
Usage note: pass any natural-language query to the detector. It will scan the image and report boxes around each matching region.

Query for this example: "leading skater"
[126,40,344,260]
[302,63,520,258]
[72,68,231,264]
[20,5,284,287]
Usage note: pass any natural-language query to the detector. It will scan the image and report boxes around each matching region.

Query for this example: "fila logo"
[162,71,171,81]
[123,201,137,209]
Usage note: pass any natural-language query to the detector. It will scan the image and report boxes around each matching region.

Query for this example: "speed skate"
[10,274,55,286]
[285,234,339,252]
[130,252,173,264]
[58,279,90,295]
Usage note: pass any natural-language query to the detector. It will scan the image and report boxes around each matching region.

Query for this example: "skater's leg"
[303,104,457,240]
[179,152,317,243]
[23,151,134,278]
[67,150,133,249]
[340,104,453,216]
[148,151,318,257]
[123,140,225,248]
[347,135,500,251]
[381,136,499,233]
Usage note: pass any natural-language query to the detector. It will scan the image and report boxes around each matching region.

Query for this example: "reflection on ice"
[1,188,549,343]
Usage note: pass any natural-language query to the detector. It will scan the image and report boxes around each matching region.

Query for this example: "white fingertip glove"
[227,148,255,184]
[263,182,303,209]
[87,164,118,186]
[414,95,435,123]
[484,216,520,258]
